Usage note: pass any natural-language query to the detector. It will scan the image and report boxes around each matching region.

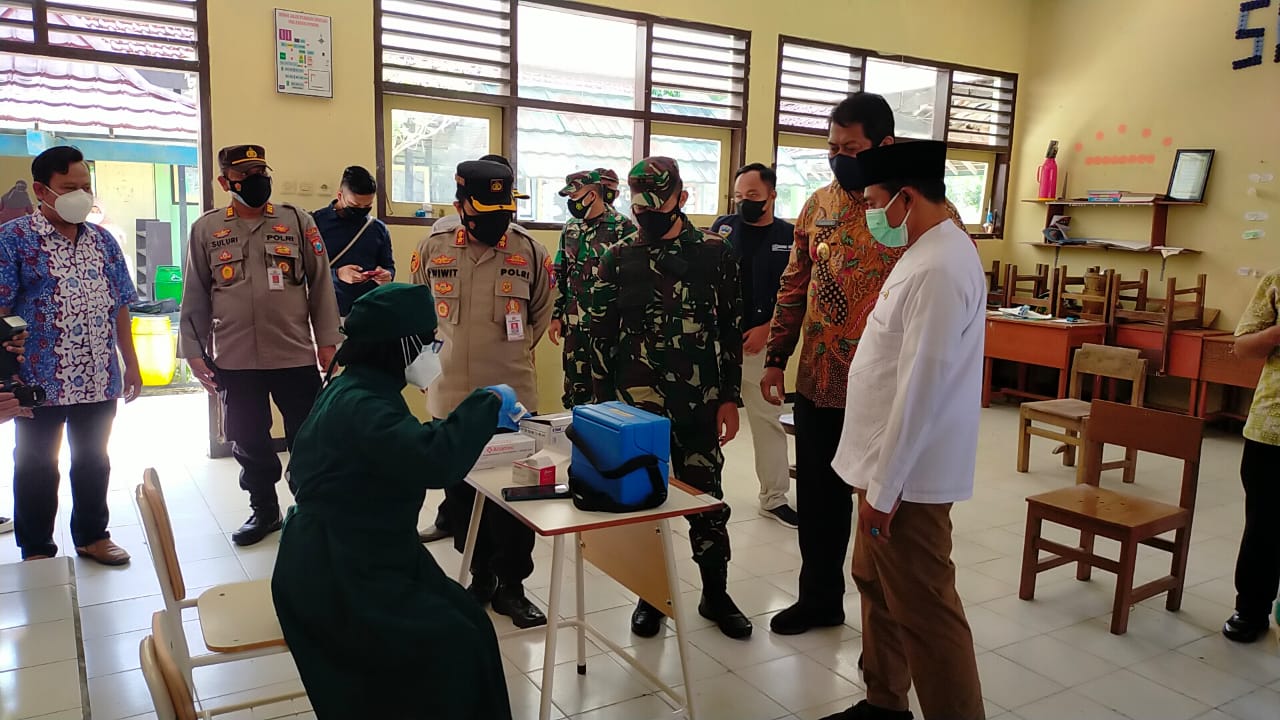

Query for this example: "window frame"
[773,132,830,221]
[375,0,750,229]
[772,35,1016,238]
[382,97,503,219]
[944,148,997,233]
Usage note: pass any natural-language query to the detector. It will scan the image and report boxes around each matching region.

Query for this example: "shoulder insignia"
[434,281,454,295]
[454,229,467,247]
[436,301,450,319]
[305,226,324,255]
[218,250,232,262]
[213,228,232,239]
[506,254,528,266]
[496,235,508,250]
[264,203,276,216]
[431,254,456,266]
[224,206,235,219]
[543,254,555,288]
[410,251,421,274]
[716,224,732,238]
[272,224,290,234]
[274,244,292,256]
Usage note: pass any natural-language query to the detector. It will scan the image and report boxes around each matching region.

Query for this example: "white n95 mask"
[51,188,95,225]
[403,337,443,389]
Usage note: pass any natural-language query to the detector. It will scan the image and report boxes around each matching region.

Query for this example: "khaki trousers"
[852,501,984,720]
[740,350,792,510]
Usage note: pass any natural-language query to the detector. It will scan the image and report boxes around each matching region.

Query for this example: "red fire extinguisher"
[1037,140,1059,200]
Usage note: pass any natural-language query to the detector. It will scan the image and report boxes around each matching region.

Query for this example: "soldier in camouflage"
[548,169,638,408]
[588,157,752,640]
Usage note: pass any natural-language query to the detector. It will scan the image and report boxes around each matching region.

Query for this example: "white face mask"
[403,337,443,389]
[48,188,95,225]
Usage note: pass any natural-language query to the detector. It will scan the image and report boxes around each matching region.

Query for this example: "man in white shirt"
[822,141,985,720]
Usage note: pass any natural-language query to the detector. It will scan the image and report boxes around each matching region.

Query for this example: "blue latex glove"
[485,384,529,431]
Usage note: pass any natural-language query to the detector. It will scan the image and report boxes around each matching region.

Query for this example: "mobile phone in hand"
[502,484,570,502]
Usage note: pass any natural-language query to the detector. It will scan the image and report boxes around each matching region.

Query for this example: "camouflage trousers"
[561,325,594,408]
[638,400,732,571]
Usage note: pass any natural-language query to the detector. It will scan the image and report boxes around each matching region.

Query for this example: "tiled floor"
[2,392,1279,720]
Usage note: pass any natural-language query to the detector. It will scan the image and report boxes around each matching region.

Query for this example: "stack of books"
[1085,190,1159,203]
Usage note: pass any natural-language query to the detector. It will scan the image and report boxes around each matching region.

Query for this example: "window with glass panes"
[774,36,1016,236]
[376,0,748,227]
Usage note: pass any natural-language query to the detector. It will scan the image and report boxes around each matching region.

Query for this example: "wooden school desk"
[983,313,1108,407]
[1196,334,1265,420]
[0,557,90,720]
[457,467,724,720]
[1112,326,1228,413]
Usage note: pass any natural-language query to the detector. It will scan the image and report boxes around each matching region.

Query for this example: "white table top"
[466,466,723,537]
[0,557,89,720]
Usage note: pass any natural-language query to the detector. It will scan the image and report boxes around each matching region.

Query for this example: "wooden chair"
[1019,401,1204,635]
[1110,269,1150,316]
[1053,266,1114,324]
[1017,344,1147,483]
[1112,274,1208,375]
[1002,263,1053,314]
[135,469,298,695]
[986,260,1005,307]
[141,612,304,720]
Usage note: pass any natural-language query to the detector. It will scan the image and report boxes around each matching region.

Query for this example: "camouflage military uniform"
[554,169,639,408]
[587,159,743,571]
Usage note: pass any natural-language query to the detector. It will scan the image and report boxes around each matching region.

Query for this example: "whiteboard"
[274,8,333,98]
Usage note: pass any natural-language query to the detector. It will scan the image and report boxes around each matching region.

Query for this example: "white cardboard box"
[519,412,573,453]
[473,433,536,470]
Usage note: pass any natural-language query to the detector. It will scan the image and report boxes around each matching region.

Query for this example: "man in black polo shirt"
[711,163,798,528]
[312,166,395,319]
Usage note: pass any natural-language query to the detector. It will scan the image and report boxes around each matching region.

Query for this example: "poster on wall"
[274,8,332,98]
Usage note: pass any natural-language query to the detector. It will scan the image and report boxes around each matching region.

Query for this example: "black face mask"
[342,205,372,221]
[738,199,767,224]
[567,192,596,220]
[463,210,511,246]
[228,173,272,208]
[829,154,865,193]
[636,209,682,240]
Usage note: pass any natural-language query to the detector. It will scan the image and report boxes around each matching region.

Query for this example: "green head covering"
[628,157,682,209]
[341,283,437,343]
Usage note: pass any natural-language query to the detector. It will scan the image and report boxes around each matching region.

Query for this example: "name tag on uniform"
[506,312,525,342]
[267,267,285,291]
[771,244,790,252]
[816,219,839,228]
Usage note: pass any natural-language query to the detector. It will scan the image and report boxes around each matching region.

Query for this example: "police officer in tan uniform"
[179,145,342,547]
[411,158,553,628]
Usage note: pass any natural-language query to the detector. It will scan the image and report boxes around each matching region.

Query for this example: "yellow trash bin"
[132,315,177,386]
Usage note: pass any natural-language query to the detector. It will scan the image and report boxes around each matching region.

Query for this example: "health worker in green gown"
[271,282,527,720]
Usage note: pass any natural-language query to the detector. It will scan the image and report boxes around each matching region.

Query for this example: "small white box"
[519,412,573,453]
[473,433,536,470]
[512,452,558,486]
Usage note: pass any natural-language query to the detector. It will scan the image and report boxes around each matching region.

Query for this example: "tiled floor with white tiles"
[2,392,1279,720]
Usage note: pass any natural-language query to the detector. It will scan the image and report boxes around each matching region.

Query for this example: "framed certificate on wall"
[1165,149,1215,203]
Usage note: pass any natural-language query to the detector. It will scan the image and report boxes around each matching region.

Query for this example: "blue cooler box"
[570,402,671,509]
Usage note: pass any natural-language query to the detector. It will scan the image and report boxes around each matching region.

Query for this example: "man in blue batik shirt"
[311,166,394,319]
[0,146,141,566]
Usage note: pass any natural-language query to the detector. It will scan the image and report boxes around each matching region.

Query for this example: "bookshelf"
[1021,198,1204,249]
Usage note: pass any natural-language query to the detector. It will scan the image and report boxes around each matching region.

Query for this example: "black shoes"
[770,602,845,635]
[820,700,913,720]
[631,599,666,638]
[231,509,282,547]
[491,583,547,629]
[699,591,752,639]
[1222,612,1270,643]
[759,504,800,529]
[467,571,498,605]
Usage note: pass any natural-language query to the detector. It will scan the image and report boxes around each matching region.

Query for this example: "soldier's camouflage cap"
[627,157,682,209]
[559,169,620,197]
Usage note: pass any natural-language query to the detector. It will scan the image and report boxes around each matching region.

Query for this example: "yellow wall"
[998,0,1280,326]
[206,0,1034,414]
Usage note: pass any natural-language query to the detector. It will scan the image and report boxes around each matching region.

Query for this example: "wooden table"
[781,413,796,479]
[1196,334,1265,420]
[0,557,90,719]
[1113,325,1229,413]
[458,467,724,720]
[983,313,1108,407]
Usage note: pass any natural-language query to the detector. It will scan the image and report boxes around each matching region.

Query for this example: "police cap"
[455,160,517,213]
